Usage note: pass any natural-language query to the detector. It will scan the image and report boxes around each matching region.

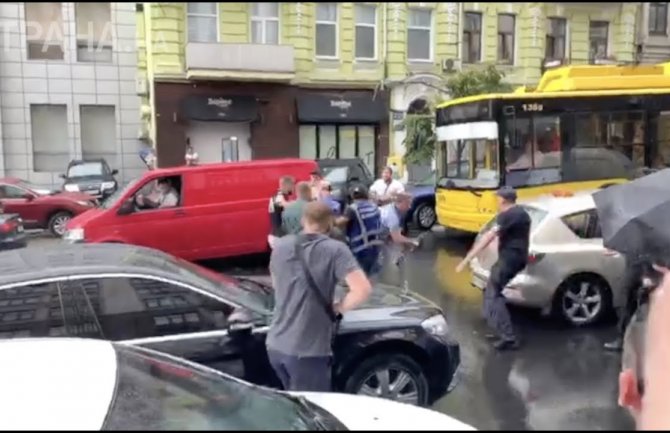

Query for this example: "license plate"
[17,225,24,233]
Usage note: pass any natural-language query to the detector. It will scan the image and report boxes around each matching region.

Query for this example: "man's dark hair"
[496,186,517,204]
[157,177,171,186]
[351,185,369,200]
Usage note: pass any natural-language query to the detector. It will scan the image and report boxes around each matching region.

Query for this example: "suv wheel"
[555,274,611,327]
[48,211,72,237]
[413,202,436,230]
[344,353,429,406]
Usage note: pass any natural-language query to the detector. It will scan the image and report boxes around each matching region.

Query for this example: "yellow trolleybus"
[435,62,670,233]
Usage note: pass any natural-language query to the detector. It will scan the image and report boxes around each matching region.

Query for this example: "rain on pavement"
[30,232,635,430]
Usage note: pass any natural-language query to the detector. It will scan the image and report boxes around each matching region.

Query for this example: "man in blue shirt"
[378,193,418,284]
[319,181,341,216]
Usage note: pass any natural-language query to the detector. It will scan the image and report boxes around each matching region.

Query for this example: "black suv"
[317,158,374,206]
[61,159,118,200]
[0,243,459,407]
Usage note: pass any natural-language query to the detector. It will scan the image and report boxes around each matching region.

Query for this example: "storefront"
[296,90,389,175]
[154,81,298,167]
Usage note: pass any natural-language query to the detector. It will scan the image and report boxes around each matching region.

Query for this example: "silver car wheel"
[562,280,603,325]
[357,367,420,405]
[52,215,71,236]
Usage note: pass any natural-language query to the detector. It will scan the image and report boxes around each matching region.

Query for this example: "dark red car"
[0,178,97,237]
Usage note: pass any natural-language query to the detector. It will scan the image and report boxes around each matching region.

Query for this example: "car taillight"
[0,221,17,233]
[527,252,545,264]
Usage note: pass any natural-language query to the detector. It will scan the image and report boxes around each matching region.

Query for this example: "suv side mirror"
[23,193,34,201]
[117,198,134,215]
[111,169,119,176]
[59,174,67,180]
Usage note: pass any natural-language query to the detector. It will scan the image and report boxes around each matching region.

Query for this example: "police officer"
[336,185,383,275]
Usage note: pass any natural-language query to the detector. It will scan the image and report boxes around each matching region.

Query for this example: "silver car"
[470,191,627,327]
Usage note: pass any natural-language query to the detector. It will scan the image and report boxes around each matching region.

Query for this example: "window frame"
[74,2,113,63]
[407,7,433,62]
[186,3,220,44]
[463,11,482,64]
[497,13,516,65]
[561,209,601,240]
[354,4,377,61]
[315,3,339,59]
[588,20,609,62]
[250,2,280,45]
[649,2,669,36]
[0,184,29,199]
[24,2,65,60]
[545,17,567,61]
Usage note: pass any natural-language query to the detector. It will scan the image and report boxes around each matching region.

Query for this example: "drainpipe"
[457,2,463,68]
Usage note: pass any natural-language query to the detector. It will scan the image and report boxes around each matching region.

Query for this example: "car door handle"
[603,249,620,257]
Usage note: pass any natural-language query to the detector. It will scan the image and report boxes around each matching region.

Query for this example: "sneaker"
[604,338,623,352]
[493,338,521,351]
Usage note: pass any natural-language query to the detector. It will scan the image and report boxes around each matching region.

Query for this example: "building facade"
[0,2,145,187]
[140,2,641,175]
[637,2,670,63]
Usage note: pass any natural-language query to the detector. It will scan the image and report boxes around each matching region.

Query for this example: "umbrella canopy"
[593,168,670,262]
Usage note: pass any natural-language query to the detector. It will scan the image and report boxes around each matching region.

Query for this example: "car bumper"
[470,261,554,308]
[423,335,460,404]
[0,233,27,251]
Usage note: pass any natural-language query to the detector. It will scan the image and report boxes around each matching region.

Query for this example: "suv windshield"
[321,166,349,184]
[103,345,314,430]
[67,162,106,178]
[101,179,138,209]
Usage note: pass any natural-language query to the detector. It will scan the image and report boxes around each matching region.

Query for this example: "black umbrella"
[593,168,670,263]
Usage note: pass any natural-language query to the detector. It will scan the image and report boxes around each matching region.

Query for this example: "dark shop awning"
[297,91,386,123]
[180,95,258,122]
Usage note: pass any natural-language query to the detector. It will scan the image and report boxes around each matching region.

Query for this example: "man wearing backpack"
[266,201,372,391]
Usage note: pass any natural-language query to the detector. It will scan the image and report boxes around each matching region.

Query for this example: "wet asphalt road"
[205,229,634,431]
[31,233,634,430]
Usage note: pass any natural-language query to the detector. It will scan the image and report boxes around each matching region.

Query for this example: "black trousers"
[616,282,640,337]
[483,259,525,341]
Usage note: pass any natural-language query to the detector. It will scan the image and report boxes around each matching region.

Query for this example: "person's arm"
[335,206,354,227]
[158,191,179,208]
[641,267,670,430]
[332,244,372,314]
[455,229,498,272]
[390,228,418,247]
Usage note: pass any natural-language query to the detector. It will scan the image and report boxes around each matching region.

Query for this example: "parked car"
[0,243,460,407]
[0,206,26,251]
[61,159,119,200]
[64,159,318,261]
[0,177,97,236]
[405,172,437,231]
[0,339,473,430]
[317,158,374,206]
[470,190,627,327]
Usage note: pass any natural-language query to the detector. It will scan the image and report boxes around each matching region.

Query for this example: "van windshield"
[101,179,139,209]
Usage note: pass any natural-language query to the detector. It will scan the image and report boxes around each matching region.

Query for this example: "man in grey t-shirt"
[267,201,372,392]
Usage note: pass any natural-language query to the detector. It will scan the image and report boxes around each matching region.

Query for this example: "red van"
[64,159,317,260]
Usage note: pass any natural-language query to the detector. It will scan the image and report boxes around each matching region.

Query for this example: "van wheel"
[48,211,72,237]
[344,353,429,407]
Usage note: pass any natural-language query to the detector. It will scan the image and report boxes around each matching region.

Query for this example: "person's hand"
[455,260,468,273]
[136,194,145,206]
[333,302,342,315]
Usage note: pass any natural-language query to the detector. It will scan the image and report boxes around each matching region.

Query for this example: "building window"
[463,12,482,64]
[407,8,432,61]
[80,106,117,168]
[187,3,218,43]
[497,14,515,64]
[315,3,338,58]
[75,3,112,63]
[354,4,376,60]
[589,21,609,62]
[546,17,567,61]
[25,3,64,60]
[251,3,279,44]
[299,125,376,175]
[30,105,69,173]
[649,2,668,35]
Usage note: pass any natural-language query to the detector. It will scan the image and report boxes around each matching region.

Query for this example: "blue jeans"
[267,350,332,392]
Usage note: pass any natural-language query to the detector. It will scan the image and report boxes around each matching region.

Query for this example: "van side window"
[134,175,182,210]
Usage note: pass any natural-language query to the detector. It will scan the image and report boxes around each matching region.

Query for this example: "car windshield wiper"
[235,276,273,295]
[285,395,330,431]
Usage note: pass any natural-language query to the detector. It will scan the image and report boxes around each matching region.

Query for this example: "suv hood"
[297,392,475,431]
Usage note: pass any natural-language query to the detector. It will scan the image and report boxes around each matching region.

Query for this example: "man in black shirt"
[456,187,531,351]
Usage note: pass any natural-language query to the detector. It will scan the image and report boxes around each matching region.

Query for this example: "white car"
[0,338,474,431]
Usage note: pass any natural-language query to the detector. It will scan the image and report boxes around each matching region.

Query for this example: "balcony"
[185,43,295,81]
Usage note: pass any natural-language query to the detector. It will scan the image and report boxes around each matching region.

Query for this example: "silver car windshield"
[103,344,313,430]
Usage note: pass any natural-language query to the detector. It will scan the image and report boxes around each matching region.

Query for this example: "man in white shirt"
[369,166,405,205]
[137,178,179,209]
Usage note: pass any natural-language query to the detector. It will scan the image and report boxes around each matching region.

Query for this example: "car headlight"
[421,314,449,338]
[64,184,79,192]
[76,200,93,207]
[101,181,116,191]
[63,228,85,242]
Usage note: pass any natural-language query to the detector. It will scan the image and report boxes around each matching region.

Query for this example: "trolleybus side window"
[505,115,562,187]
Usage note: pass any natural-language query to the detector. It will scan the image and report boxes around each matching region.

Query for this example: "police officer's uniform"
[345,199,384,275]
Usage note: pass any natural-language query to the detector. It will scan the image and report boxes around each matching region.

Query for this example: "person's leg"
[485,261,520,348]
[284,356,332,392]
[267,350,291,390]
[605,283,639,351]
